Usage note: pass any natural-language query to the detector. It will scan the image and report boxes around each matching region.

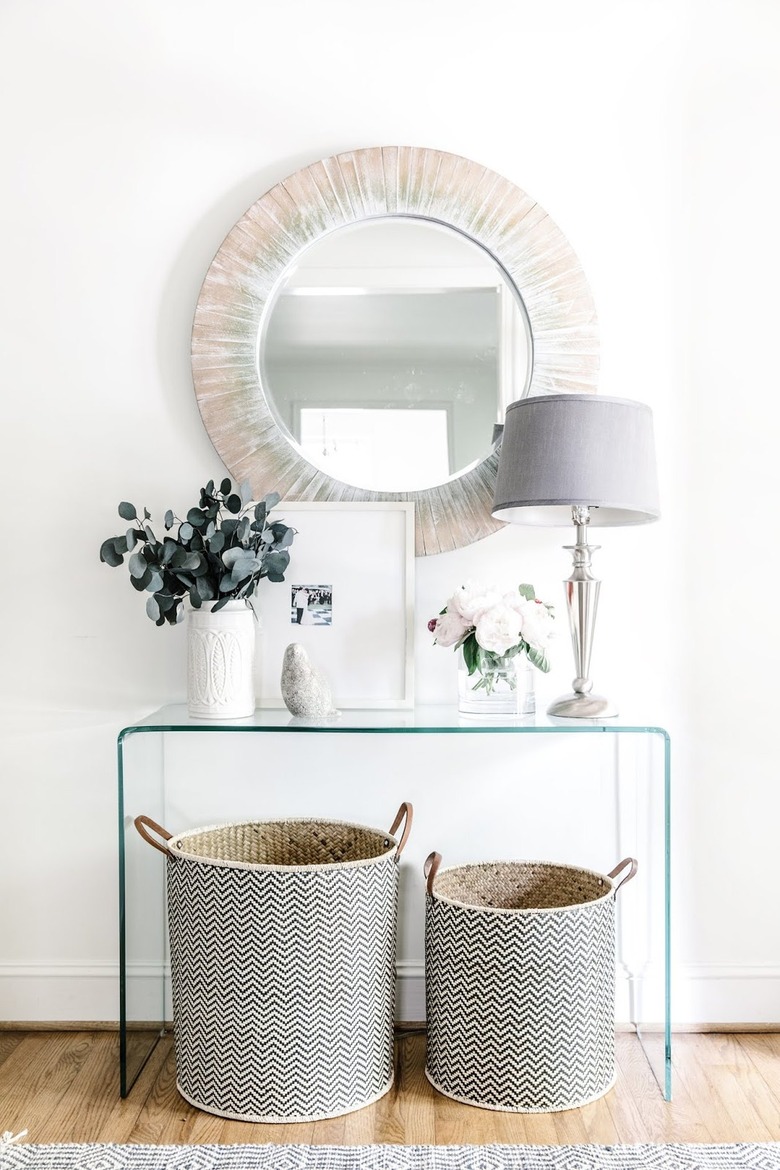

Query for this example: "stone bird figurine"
[280,643,340,719]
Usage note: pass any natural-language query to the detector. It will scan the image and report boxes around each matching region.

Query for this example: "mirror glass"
[258,217,531,492]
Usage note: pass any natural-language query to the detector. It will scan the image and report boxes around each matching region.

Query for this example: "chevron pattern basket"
[423,853,637,1113]
[135,805,412,1122]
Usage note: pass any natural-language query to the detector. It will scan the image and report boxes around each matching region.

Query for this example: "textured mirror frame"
[191,146,599,555]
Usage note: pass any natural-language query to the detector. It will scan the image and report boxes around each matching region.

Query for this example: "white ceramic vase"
[187,600,256,719]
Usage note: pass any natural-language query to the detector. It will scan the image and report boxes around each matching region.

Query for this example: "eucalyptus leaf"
[128,551,148,579]
[146,596,160,621]
[131,566,152,591]
[187,508,206,528]
[164,510,174,530]
[220,477,232,495]
[118,501,137,521]
[264,491,281,510]
[189,587,202,608]
[226,493,242,514]
[179,522,193,541]
[263,550,290,575]
[99,539,124,567]
[221,546,254,570]
[125,528,137,551]
[239,480,253,507]
[146,571,164,593]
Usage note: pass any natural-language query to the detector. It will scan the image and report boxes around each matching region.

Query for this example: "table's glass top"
[119,703,668,738]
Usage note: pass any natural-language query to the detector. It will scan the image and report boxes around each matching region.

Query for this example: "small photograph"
[290,584,333,627]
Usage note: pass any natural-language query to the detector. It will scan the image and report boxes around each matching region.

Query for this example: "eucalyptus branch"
[100,478,296,626]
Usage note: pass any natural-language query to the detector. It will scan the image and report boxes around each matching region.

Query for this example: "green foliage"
[99,478,296,626]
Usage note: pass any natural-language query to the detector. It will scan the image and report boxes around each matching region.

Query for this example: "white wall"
[1,0,778,1025]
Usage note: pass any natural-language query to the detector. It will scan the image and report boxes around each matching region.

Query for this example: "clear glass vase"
[457,646,536,717]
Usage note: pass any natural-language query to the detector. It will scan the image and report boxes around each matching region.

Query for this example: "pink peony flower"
[432,610,470,647]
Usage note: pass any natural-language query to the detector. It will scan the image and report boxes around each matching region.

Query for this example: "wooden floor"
[1,1030,779,1146]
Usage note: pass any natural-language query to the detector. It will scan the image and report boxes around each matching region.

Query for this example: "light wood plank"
[0,1032,98,1140]
[0,1031,24,1068]
[5,1030,780,1145]
[94,1037,175,1144]
[677,1033,775,1142]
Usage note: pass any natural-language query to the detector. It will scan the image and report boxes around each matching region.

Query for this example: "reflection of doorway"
[298,407,450,491]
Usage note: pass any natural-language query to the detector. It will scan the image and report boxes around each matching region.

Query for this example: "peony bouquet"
[429,580,554,693]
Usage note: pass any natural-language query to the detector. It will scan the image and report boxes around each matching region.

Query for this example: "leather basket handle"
[608,857,638,894]
[424,851,442,896]
[389,801,413,860]
[134,815,173,856]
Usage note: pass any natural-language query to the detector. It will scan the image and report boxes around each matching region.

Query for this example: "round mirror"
[192,146,598,554]
[259,217,531,493]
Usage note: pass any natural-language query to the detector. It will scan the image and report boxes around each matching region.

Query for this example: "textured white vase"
[187,600,256,719]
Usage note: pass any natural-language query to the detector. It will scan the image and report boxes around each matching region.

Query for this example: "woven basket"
[423,851,637,1113]
[135,803,412,1123]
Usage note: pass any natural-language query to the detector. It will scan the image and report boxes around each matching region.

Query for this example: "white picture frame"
[256,501,415,709]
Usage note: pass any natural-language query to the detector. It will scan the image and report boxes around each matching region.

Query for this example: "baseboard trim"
[2,959,780,1027]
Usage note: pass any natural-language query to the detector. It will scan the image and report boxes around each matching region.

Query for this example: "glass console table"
[118,704,671,1100]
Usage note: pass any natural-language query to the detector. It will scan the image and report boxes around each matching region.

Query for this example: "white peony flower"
[432,609,470,647]
[516,597,555,650]
[448,580,503,625]
[474,603,524,656]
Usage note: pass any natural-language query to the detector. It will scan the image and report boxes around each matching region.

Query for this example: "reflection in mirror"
[259,218,531,493]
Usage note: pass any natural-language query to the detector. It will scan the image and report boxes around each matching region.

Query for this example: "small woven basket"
[135,803,412,1123]
[424,851,637,1113]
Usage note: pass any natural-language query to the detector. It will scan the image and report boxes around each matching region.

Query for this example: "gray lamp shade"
[492,394,660,527]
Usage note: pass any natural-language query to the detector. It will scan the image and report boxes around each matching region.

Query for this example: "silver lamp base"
[550,506,620,721]
[547,691,618,719]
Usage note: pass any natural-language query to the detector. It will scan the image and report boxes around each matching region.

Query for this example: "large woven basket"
[423,851,637,1113]
[135,803,412,1123]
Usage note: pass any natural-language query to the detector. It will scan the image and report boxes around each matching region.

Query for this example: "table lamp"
[492,394,660,718]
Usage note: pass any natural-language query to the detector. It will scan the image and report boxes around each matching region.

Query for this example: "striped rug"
[2,1143,780,1169]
